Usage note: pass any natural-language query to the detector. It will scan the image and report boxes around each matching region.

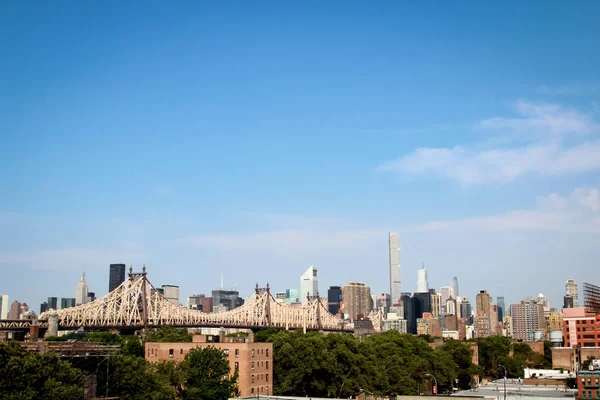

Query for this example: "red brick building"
[578,370,600,400]
[563,308,600,348]
[145,333,273,397]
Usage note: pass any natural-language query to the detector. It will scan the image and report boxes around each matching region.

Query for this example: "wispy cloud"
[379,101,600,185]
[538,82,600,96]
[410,186,600,233]
[475,100,599,136]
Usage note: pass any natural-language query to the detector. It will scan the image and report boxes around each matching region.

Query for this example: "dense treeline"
[255,329,554,398]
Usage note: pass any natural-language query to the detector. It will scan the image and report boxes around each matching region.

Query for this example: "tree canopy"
[144,326,192,343]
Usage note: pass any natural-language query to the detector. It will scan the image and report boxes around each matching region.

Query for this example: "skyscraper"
[300,265,318,302]
[566,280,579,307]
[7,301,21,319]
[212,289,244,311]
[510,299,545,341]
[451,276,459,297]
[327,286,342,315]
[109,264,126,293]
[497,296,505,322]
[389,233,401,306]
[0,294,8,319]
[475,290,492,337]
[75,272,89,306]
[416,264,429,293]
[342,282,372,320]
[440,286,453,314]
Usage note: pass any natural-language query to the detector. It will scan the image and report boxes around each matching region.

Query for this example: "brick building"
[563,308,600,348]
[145,333,272,397]
[578,370,600,400]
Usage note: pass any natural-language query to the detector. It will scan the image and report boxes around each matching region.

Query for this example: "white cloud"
[380,101,600,185]
[410,187,600,234]
[476,100,599,136]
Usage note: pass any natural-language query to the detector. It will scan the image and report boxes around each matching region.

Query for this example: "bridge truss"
[32,267,382,333]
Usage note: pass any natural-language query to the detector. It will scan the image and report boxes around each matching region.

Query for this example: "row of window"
[250,386,269,395]
[250,373,269,383]
[579,389,600,399]
[251,361,269,370]
[251,348,269,357]
[581,377,600,385]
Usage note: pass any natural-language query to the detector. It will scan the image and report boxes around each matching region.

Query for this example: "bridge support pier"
[44,311,58,339]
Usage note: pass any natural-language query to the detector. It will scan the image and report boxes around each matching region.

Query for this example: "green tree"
[0,341,83,400]
[181,346,238,400]
[253,327,282,343]
[440,339,481,389]
[476,336,512,378]
[144,326,192,343]
[110,355,176,400]
[122,336,145,357]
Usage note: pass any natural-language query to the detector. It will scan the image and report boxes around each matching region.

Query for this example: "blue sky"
[1,1,599,312]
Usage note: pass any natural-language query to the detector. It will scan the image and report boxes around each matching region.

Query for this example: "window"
[266,348,269,357]
[235,362,239,371]
[251,388,254,395]
[252,349,255,357]
[266,373,269,382]
[180,349,183,355]
[266,386,269,395]
[266,361,269,370]
[223,349,229,356]
[251,362,254,370]
[251,375,254,384]
[235,349,239,358]
[169,349,174,358]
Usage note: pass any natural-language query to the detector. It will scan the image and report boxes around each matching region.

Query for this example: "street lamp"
[425,373,438,395]
[499,364,507,400]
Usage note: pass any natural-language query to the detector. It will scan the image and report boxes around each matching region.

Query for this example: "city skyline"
[1,2,599,312]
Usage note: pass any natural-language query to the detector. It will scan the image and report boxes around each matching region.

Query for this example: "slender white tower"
[75,272,89,306]
[389,233,401,305]
[416,263,429,293]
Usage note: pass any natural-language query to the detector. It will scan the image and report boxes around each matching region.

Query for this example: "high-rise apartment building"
[75,272,89,306]
[430,293,441,318]
[389,233,401,306]
[7,300,21,319]
[583,282,600,315]
[510,299,545,341]
[300,266,318,302]
[327,286,342,315]
[0,294,8,319]
[475,290,492,338]
[375,293,391,314]
[440,286,453,314]
[342,282,372,320]
[416,265,429,293]
[566,280,579,307]
[109,264,126,293]
[497,296,505,322]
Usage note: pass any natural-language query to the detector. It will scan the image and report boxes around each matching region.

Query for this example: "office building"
[7,300,21,319]
[109,263,126,293]
[61,298,76,309]
[583,282,600,315]
[416,264,429,293]
[342,282,372,321]
[566,280,579,307]
[0,294,8,319]
[300,266,318,302]
[47,297,58,311]
[75,272,89,306]
[275,292,286,304]
[327,286,342,315]
[402,294,416,334]
[212,289,244,312]
[162,285,180,305]
[285,289,299,305]
[563,308,600,348]
[414,292,432,318]
[187,294,213,313]
[446,296,456,316]
[87,292,96,303]
[451,276,459,298]
[510,299,545,341]
[146,333,273,397]
[497,296,505,322]
[39,302,48,314]
[389,233,401,306]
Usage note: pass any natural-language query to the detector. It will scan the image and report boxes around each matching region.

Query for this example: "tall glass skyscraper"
[451,276,459,297]
[416,264,429,293]
[109,264,126,293]
[389,233,401,306]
